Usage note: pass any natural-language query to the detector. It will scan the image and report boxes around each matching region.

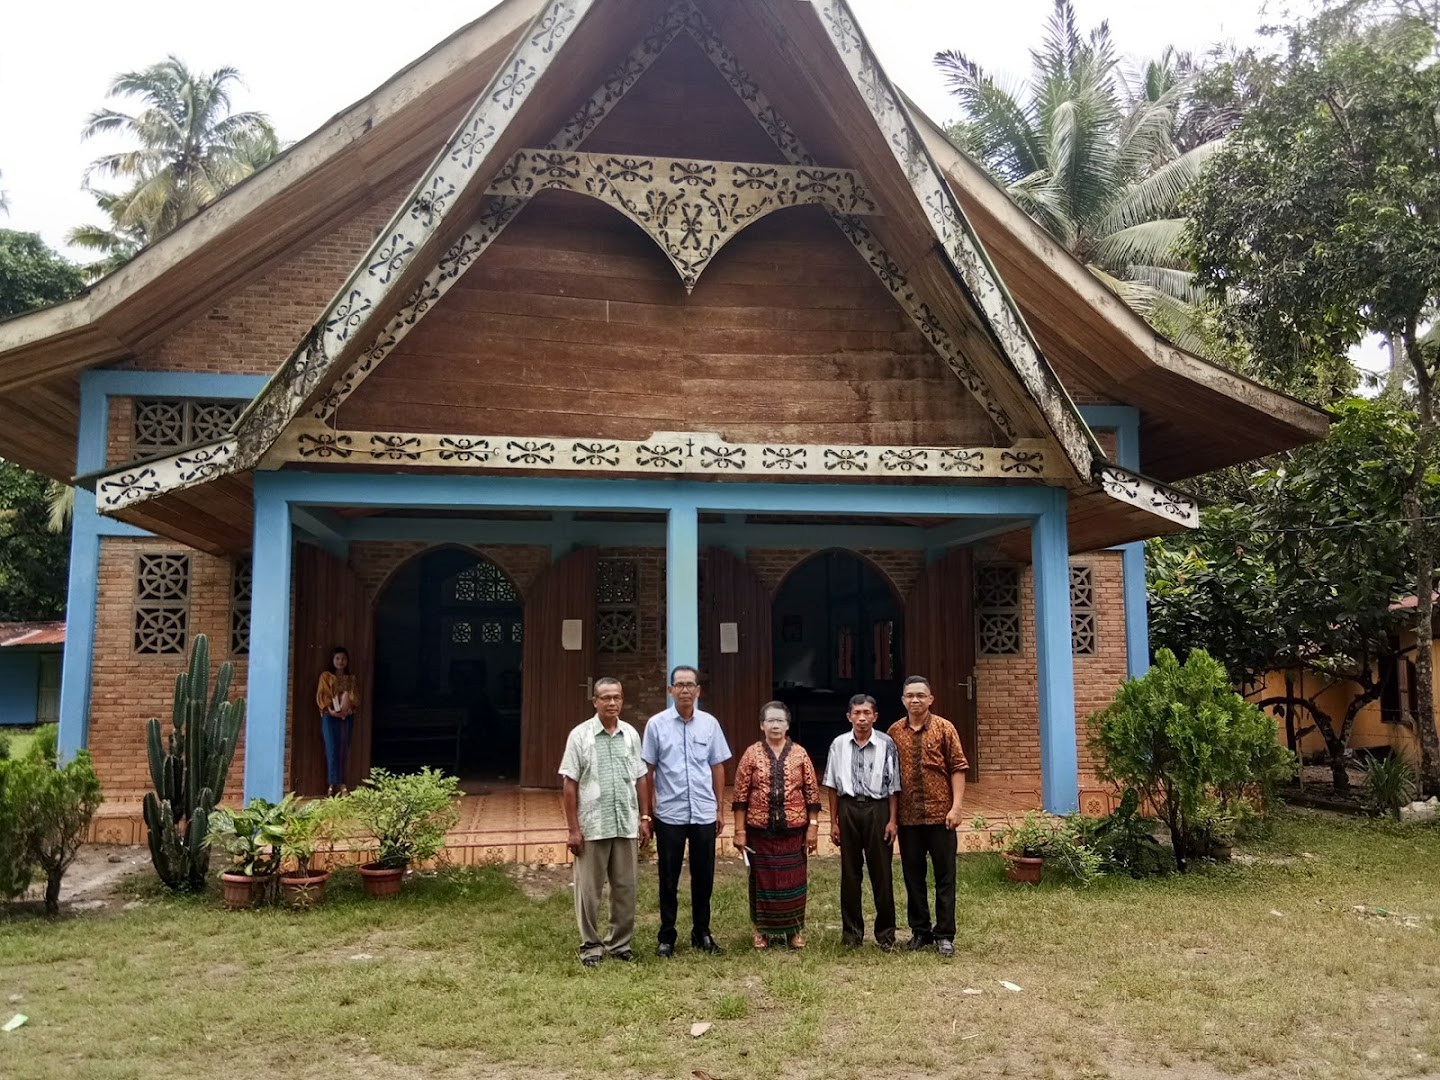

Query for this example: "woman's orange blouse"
[316,672,360,717]
[731,740,822,832]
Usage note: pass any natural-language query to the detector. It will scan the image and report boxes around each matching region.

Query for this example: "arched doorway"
[372,548,524,780]
[771,549,904,766]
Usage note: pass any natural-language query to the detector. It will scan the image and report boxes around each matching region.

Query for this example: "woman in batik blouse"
[732,701,821,949]
[315,646,360,797]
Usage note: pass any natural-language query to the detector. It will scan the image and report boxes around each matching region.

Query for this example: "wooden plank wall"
[290,543,375,795]
[519,547,597,787]
[906,548,978,781]
[700,547,773,776]
[337,29,1001,450]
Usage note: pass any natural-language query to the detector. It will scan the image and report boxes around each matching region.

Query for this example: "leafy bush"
[1089,648,1297,871]
[1075,789,1174,877]
[992,811,1104,885]
[1362,754,1417,820]
[279,797,341,876]
[344,768,461,870]
[206,796,292,878]
[0,726,104,914]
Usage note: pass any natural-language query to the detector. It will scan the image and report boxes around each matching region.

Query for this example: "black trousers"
[898,823,958,940]
[653,819,717,946]
[837,796,896,946]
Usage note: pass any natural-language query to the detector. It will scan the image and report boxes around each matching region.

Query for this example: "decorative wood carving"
[1096,465,1199,528]
[281,426,1059,479]
[97,438,238,511]
[486,150,877,291]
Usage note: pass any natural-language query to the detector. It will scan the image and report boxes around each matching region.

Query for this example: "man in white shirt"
[822,693,901,951]
[559,678,651,968]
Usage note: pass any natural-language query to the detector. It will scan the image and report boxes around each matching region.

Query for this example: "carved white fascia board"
[808,0,1099,481]
[1097,465,1199,529]
[229,0,601,477]
[487,150,877,291]
[97,439,239,512]
[284,425,1060,479]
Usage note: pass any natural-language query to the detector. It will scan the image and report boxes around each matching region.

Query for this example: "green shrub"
[1076,789,1174,877]
[0,726,103,915]
[992,811,1104,885]
[206,796,292,878]
[1088,648,1297,871]
[1362,754,1417,820]
[344,768,461,870]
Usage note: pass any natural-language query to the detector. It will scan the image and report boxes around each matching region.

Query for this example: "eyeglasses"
[902,693,932,700]
[596,693,622,703]
[671,682,699,691]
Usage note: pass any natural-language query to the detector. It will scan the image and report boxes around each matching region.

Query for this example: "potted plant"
[345,768,461,898]
[278,797,339,907]
[207,796,289,908]
[993,811,1055,884]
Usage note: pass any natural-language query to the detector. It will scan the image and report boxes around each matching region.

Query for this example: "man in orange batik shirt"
[888,675,968,958]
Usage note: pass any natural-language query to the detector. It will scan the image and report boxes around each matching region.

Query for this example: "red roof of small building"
[0,621,66,647]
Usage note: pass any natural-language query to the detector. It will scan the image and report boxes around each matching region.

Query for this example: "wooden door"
[905,548,978,781]
[701,548,773,778]
[519,547,597,787]
[290,543,375,795]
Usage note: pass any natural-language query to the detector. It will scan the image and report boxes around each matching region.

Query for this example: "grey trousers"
[573,836,638,960]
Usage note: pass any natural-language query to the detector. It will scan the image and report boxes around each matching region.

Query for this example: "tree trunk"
[1402,324,1440,793]
[44,869,62,917]
[1258,694,1350,794]
[1283,673,1298,752]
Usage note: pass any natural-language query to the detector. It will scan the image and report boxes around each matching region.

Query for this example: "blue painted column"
[666,502,700,680]
[1031,488,1079,814]
[57,493,102,762]
[244,473,294,801]
[1121,543,1150,679]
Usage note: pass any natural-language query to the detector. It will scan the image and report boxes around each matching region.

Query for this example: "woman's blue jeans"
[321,713,353,787]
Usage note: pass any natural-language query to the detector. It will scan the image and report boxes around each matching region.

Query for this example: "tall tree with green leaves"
[1150,399,1437,793]
[1187,14,1440,789]
[935,0,1222,350]
[0,230,85,319]
[68,56,279,279]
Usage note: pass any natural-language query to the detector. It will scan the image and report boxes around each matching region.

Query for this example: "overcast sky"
[0,0,1276,255]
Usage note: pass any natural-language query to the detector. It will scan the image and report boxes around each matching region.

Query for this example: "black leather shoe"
[878,939,896,953]
[695,934,724,955]
[906,934,933,952]
[581,956,601,969]
[612,950,634,962]
[656,942,675,958]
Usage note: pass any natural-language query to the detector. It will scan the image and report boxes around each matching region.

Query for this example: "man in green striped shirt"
[560,678,652,967]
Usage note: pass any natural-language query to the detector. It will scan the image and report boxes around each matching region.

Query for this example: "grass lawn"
[2,809,1439,1080]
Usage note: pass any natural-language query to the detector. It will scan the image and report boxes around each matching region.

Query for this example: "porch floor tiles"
[85,780,1122,860]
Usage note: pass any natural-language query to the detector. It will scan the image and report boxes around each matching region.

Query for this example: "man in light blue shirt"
[642,664,731,956]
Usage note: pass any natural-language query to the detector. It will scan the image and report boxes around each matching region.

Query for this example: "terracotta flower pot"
[1003,853,1044,885]
[220,871,273,909]
[359,862,406,898]
[279,869,333,908]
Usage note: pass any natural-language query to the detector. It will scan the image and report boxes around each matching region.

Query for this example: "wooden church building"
[0,0,1326,814]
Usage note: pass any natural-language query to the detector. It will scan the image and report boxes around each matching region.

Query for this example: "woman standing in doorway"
[316,646,360,796]
[732,701,821,949]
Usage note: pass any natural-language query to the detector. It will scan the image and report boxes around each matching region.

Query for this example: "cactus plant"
[141,634,246,892]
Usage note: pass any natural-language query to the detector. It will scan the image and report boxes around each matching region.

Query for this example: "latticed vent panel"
[132,399,245,454]
[230,559,252,656]
[134,553,190,655]
[1070,564,1097,656]
[976,564,1022,657]
[597,558,640,654]
[448,562,517,604]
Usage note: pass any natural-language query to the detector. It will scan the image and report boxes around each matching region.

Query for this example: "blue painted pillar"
[1032,489,1079,814]
[1122,543,1150,679]
[58,493,101,762]
[666,502,700,681]
[244,473,293,801]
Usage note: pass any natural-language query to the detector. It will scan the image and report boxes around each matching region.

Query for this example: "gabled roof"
[0,0,1325,556]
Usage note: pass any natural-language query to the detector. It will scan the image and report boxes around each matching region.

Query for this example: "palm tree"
[936,0,1221,351]
[68,57,279,278]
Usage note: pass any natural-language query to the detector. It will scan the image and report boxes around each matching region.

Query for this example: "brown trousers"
[573,836,638,960]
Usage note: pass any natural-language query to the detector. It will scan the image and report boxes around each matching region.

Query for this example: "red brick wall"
[86,539,1131,798]
[90,536,250,800]
[117,178,414,376]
